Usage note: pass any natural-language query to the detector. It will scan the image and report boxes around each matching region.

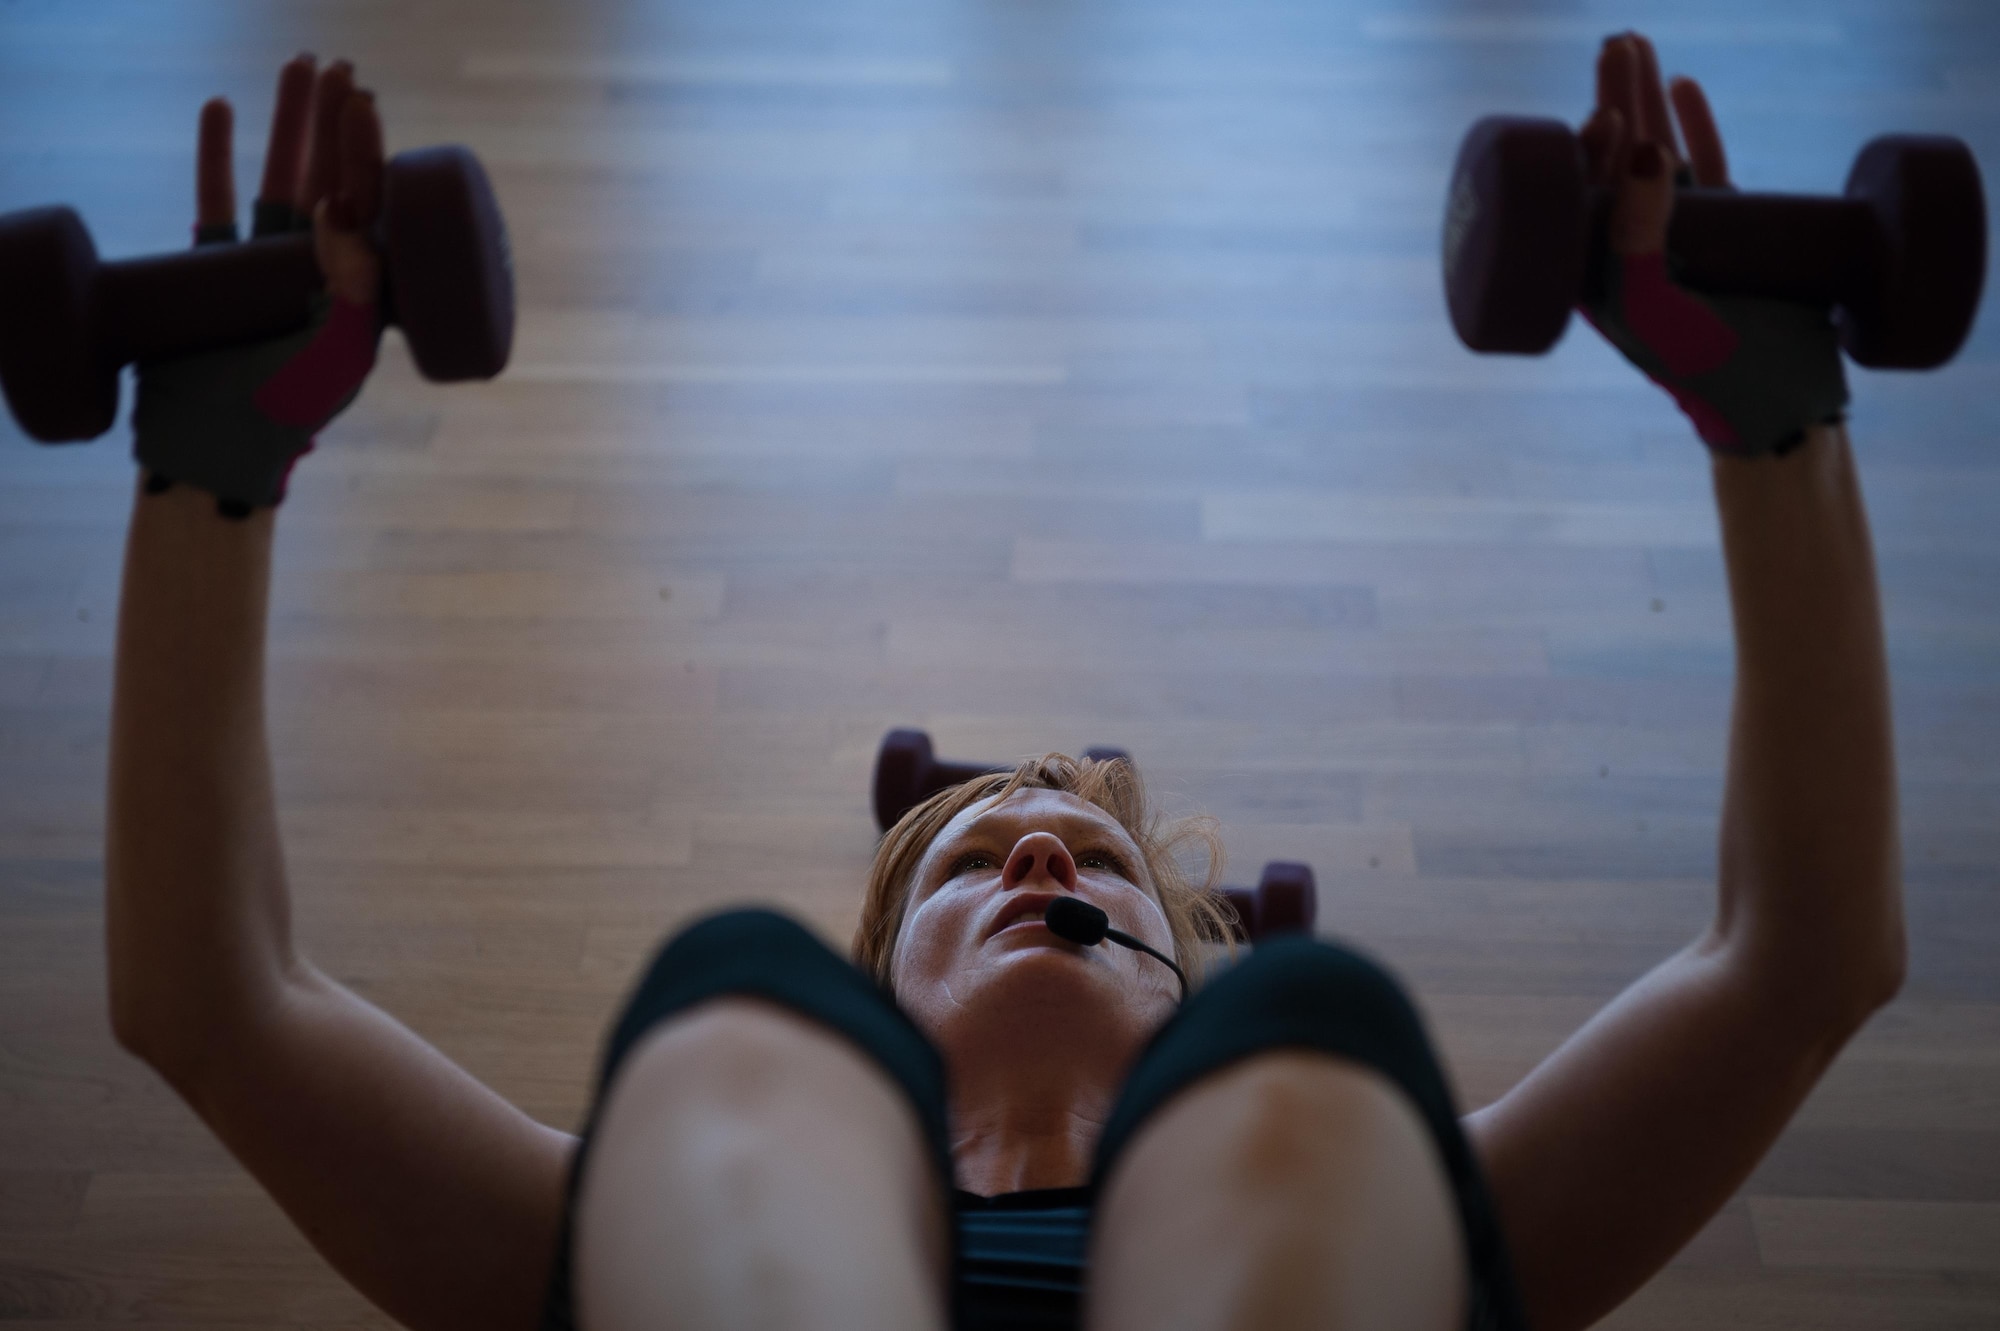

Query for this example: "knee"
[611,997,853,1117]
[574,997,952,1328]
[583,998,938,1227]
[600,996,937,1184]
[1208,1053,1420,1192]
[1115,1050,1437,1214]
[1093,1052,1469,1331]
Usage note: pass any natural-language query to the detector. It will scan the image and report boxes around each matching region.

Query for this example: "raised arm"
[104,60,571,1331]
[1463,34,1905,1331]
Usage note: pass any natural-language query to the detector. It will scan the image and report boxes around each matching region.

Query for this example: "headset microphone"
[1043,896,1189,1001]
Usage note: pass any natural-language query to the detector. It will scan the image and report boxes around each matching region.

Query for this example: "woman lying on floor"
[105,32,1903,1331]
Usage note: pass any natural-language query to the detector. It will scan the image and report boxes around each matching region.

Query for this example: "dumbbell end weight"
[0,206,114,442]
[1255,860,1317,937]
[1840,135,1986,369]
[1442,116,1590,356]
[1208,862,1318,944]
[874,729,1007,831]
[385,145,515,381]
[873,729,932,831]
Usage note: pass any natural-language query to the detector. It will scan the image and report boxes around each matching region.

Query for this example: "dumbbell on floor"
[1442,116,1987,369]
[1213,861,1318,944]
[871,729,1319,945]
[0,146,513,443]
[873,728,1132,833]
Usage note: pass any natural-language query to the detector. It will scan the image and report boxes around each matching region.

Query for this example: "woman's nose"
[1003,833,1077,892]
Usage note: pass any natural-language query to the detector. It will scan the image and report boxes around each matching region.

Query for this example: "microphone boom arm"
[1104,926,1189,1002]
[1043,894,1190,1002]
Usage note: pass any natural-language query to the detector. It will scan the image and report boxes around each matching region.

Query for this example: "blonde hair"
[852,753,1234,992]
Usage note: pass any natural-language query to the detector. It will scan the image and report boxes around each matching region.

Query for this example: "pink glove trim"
[1619,253,1739,378]
[273,440,318,503]
[252,298,379,428]
[1662,384,1741,451]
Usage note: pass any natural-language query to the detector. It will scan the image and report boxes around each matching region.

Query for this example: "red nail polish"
[1632,142,1664,180]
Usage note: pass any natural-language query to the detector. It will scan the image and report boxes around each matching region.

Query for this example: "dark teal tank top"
[953,1186,1092,1330]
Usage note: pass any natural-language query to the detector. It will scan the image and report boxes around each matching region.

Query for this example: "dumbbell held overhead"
[1442,116,1986,369]
[0,145,513,443]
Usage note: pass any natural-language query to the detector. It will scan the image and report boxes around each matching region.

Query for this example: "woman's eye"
[948,851,996,877]
[1078,850,1131,877]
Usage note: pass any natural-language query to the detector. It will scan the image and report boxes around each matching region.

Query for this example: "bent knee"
[1119,1050,1443,1203]
[613,996,880,1115]
[1094,1051,1468,1331]
[1229,1054,1427,1180]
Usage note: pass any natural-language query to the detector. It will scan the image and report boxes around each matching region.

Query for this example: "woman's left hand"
[195,55,384,298]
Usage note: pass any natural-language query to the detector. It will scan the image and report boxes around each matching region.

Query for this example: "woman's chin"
[898,935,1170,1048]
[976,942,1137,1016]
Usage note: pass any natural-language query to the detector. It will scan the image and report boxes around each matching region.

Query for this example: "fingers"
[313,83,385,304]
[297,59,355,217]
[1611,141,1675,256]
[330,90,384,230]
[1580,105,1626,190]
[1626,33,1684,165]
[1591,31,1710,255]
[196,98,235,231]
[1594,34,1625,132]
[259,54,317,207]
[1596,34,1684,173]
[1594,37,1645,173]
[1670,77,1731,188]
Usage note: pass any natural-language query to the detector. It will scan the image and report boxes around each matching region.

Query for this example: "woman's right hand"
[134,55,385,514]
[1575,32,1849,458]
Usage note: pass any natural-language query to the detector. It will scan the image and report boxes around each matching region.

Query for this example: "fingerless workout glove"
[1580,250,1849,457]
[132,204,379,514]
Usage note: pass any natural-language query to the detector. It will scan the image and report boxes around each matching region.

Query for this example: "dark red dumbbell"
[873,728,1132,832]
[1214,861,1318,944]
[0,145,513,443]
[1442,116,1986,369]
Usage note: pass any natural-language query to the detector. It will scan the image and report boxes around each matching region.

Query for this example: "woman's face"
[889,788,1180,1053]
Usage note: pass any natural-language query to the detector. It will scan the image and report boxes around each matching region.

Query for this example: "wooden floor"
[4,0,1998,1324]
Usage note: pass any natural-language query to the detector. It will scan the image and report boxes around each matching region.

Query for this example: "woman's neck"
[951,1097,1107,1195]
[944,1030,1136,1195]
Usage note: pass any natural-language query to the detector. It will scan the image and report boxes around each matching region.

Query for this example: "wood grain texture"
[3,0,1998,1324]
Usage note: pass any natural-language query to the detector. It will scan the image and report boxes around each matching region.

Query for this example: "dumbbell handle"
[91,229,333,368]
[1592,188,1875,306]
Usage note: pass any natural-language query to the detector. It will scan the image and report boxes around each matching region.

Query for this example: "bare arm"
[1462,35,1905,1331]
[1466,421,1904,1331]
[1709,426,1903,1003]
[105,473,294,1058]
[105,62,571,1331]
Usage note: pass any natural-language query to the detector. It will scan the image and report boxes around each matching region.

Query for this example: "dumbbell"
[873,728,1133,832]
[1213,861,1318,944]
[1441,116,1987,369]
[0,145,513,443]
